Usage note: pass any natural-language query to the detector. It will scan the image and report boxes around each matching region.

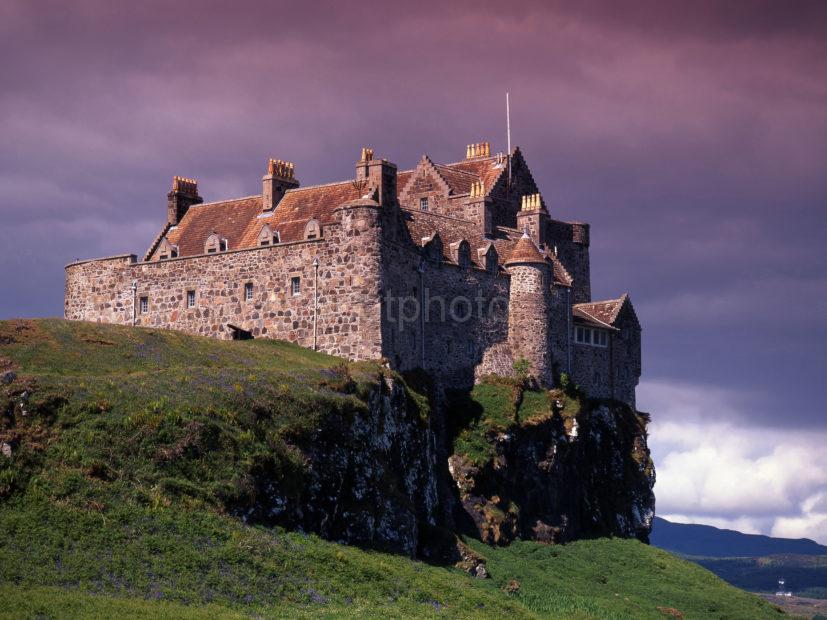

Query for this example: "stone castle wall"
[65,208,384,361]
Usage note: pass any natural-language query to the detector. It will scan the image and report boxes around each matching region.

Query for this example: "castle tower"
[262,158,300,211]
[167,176,202,226]
[505,231,553,386]
[334,190,385,361]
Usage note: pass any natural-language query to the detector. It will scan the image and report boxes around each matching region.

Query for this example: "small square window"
[244,283,253,301]
[291,277,301,296]
[420,197,428,211]
[139,296,148,314]
[219,240,228,252]
[187,290,195,308]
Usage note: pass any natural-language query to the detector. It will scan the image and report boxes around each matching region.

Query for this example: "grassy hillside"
[0,320,783,618]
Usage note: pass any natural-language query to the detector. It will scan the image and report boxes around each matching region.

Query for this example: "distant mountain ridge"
[651,517,827,558]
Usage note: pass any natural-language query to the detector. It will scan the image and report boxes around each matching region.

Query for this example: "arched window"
[258,224,279,246]
[304,219,321,240]
[205,233,228,254]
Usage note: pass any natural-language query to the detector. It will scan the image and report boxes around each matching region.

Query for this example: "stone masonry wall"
[376,209,511,387]
[508,264,553,386]
[65,211,384,361]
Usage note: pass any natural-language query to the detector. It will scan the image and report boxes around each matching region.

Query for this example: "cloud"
[771,492,827,542]
[642,379,827,544]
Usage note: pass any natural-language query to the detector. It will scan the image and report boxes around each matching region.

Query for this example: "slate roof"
[572,295,629,329]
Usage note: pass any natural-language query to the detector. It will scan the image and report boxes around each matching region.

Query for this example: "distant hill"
[651,516,827,558]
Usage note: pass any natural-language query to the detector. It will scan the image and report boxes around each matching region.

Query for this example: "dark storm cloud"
[1,0,826,433]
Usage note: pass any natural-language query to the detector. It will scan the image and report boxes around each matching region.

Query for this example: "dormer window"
[420,197,429,211]
[258,225,280,247]
[478,243,498,274]
[205,233,228,254]
[304,219,321,240]
[155,237,178,261]
[422,232,443,265]
[458,241,471,269]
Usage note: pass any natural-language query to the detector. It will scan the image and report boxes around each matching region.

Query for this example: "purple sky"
[2,1,826,542]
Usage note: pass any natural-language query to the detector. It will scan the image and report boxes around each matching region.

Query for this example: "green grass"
[0,320,784,618]
[447,378,584,467]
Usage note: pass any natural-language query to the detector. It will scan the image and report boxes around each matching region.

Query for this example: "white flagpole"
[506,92,512,187]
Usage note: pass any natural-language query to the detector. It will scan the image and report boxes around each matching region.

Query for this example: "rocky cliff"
[444,379,655,546]
[233,373,439,556]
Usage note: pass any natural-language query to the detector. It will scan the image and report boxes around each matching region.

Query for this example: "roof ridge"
[433,163,479,178]
[573,307,619,331]
[143,222,171,262]
[189,195,261,208]
[400,207,476,225]
[442,155,497,167]
[285,179,355,193]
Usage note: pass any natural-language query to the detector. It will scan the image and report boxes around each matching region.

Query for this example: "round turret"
[506,232,553,386]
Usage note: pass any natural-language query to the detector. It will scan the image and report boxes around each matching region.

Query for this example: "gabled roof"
[444,155,508,195]
[162,180,365,257]
[572,294,632,330]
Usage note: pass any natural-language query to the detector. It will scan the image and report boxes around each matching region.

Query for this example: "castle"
[64,143,641,406]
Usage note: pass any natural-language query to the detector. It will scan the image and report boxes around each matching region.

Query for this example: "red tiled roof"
[504,233,547,265]
[446,156,508,195]
[573,295,629,328]
[150,151,536,263]
[163,180,365,257]
[432,163,478,195]
[402,208,497,267]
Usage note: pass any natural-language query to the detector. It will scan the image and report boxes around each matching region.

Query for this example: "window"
[244,282,253,301]
[574,326,609,348]
[156,237,178,261]
[304,219,321,240]
[291,277,301,296]
[205,233,227,254]
[139,296,148,314]
[259,225,279,247]
[187,290,195,308]
[420,197,429,211]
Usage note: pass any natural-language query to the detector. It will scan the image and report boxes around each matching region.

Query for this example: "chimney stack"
[355,147,396,207]
[516,193,549,247]
[465,141,491,159]
[167,176,202,226]
[262,158,300,211]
